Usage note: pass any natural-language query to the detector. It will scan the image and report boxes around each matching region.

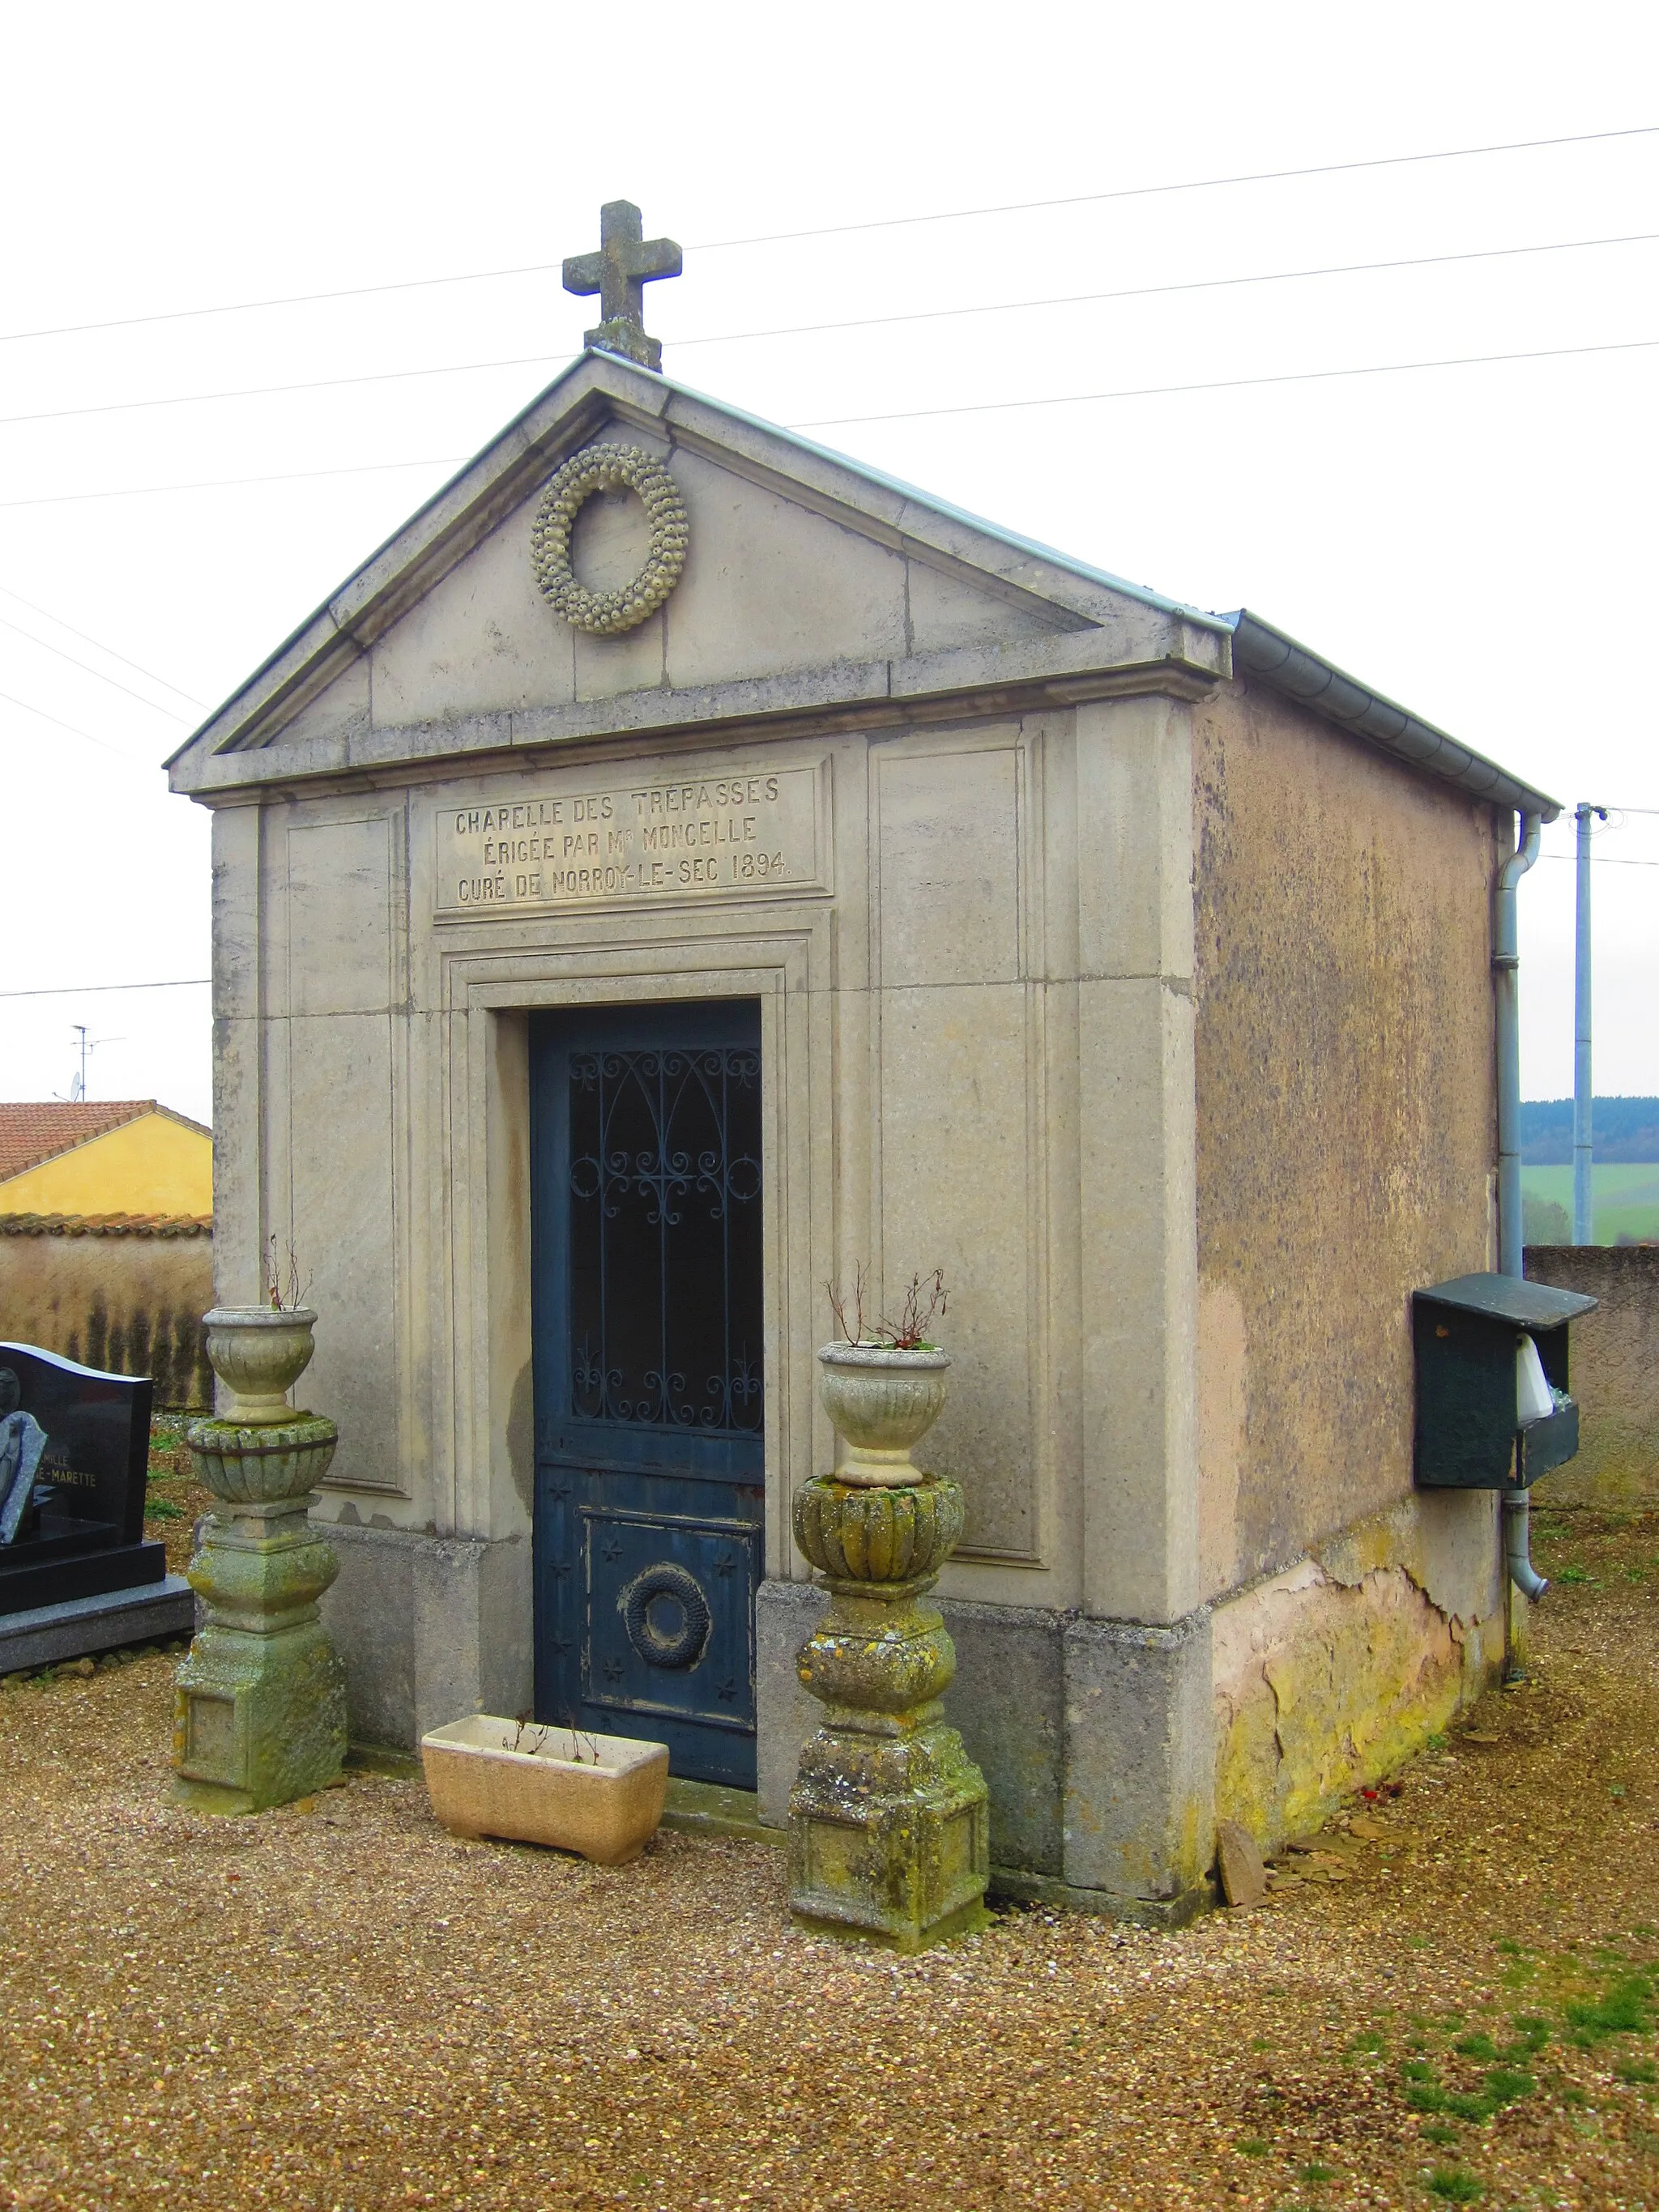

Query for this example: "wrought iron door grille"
[568,1046,762,1433]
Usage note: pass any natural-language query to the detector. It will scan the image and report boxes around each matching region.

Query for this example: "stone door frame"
[435,920,827,1583]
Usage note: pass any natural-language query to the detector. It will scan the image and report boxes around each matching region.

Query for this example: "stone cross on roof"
[562,200,682,373]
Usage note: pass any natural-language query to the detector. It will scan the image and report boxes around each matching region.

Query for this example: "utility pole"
[1573,803,1608,1245]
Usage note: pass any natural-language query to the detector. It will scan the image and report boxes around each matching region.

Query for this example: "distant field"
[1521,1162,1659,1243]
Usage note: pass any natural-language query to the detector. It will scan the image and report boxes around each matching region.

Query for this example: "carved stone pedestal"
[787,1476,989,1950]
[173,1417,348,1814]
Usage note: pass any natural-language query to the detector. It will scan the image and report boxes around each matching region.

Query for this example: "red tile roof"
[0,1101,210,1187]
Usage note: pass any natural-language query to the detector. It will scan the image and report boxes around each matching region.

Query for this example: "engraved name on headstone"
[435,761,829,918]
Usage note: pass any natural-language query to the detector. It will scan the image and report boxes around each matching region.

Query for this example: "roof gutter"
[1228,611,1560,822]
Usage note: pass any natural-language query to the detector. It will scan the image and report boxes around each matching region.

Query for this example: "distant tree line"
[1520,1097,1659,1164]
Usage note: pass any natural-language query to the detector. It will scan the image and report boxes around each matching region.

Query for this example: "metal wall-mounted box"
[1412,1272,1598,1491]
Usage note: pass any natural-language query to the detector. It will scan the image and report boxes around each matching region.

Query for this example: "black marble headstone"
[0,1343,164,1617]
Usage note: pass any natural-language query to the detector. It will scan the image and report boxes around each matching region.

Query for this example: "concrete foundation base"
[757,1577,1215,1918]
[320,1520,531,1746]
[0,1575,195,1674]
[987,1864,1214,1929]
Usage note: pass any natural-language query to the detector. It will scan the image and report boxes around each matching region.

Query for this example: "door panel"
[531,1001,763,1788]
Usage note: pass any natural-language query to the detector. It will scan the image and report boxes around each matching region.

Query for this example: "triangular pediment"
[167,352,1232,792]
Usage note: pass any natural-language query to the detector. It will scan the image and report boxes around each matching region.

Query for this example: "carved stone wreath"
[529,442,689,635]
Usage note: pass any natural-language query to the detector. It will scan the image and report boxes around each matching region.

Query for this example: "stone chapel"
[168,204,1560,1921]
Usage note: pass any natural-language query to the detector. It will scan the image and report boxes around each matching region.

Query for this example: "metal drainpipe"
[1495,812,1546,1608]
[1573,803,1608,1245]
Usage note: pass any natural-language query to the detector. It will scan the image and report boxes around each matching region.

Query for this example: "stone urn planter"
[172,1303,345,1815]
[791,1317,988,1950]
[202,1306,318,1424]
[817,1341,950,1484]
[420,1716,669,1866]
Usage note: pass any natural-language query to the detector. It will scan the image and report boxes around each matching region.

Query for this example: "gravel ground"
[3,1506,1658,2212]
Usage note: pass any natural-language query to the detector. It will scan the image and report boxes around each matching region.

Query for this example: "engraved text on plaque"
[435,762,827,918]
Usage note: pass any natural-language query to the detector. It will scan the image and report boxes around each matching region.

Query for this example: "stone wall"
[0,1217,213,1406]
[1525,1245,1659,1506]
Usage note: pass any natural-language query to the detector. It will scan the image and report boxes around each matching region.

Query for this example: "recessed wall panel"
[284,819,400,1490]
[874,737,1038,1562]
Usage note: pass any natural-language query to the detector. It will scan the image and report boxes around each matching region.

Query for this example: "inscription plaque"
[435,763,827,918]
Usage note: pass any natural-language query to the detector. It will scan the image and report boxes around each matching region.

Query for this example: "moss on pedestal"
[788,1475,990,1951]
[172,1415,347,1815]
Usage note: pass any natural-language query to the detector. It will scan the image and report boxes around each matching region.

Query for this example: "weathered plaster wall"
[1211,1493,1499,1845]
[1525,1245,1659,1505]
[1192,682,1506,1840]
[0,1221,213,1404]
[1192,683,1499,1588]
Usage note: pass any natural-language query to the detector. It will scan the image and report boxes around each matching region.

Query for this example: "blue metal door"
[530,1001,764,1788]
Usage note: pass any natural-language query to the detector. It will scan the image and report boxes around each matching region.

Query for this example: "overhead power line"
[0,352,555,431]
[0,978,210,999]
[692,124,1659,252]
[2,233,1652,434]
[675,232,1659,351]
[0,455,467,513]
[2,330,1650,514]
[789,335,1659,429]
[0,123,1652,347]
[0,611,191,720]
[0,582,206,707]
[0,684,158,764]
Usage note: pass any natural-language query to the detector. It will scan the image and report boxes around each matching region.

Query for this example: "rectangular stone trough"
[420,1715,669,1866]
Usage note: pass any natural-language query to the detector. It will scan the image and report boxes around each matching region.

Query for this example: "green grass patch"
[1443,2093,1492,2122]
[1427,2169,1482,2202]
[1235,2138,1269,2157]
[1452,2033,1498,2061]
[1420,2123,1459,2146]
[1617,2059,1658,2085]
[1298,2165,1336,2185]
[1557,1565,1599,1585]
[1483,2069,1535,2105]
[1564,1974,1653,2041]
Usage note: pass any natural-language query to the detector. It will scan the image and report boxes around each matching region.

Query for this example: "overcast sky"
[2,0,1655,1128]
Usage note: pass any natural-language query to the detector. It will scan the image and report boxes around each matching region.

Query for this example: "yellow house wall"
[0,1115,212,1218]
